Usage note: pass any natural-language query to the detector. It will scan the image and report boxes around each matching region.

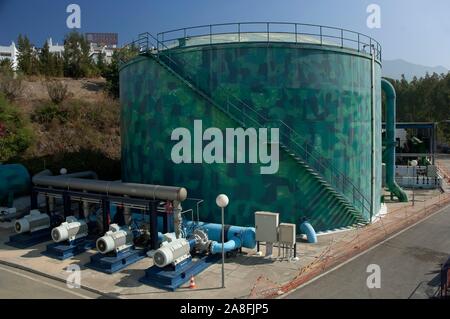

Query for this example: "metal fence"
[156,22,382,60]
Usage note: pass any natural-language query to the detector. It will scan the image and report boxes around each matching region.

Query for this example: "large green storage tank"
[120,23,383,232]
[0,164,31,207]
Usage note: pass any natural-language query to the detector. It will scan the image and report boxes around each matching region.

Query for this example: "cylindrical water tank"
[153,238,191,268]
[15,210,50,234]
[0,164,31,205]
[96,224,132,254]
[51,216,88,243]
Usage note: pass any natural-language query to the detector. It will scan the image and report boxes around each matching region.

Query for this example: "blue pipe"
[300,221,317,244]
[185,221,256,253]
[211,236,242,254]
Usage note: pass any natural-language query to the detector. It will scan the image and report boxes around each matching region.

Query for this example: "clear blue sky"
[1,0,449,68]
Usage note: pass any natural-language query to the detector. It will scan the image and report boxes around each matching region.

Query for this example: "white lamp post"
[411,160,418,206]
[216,194,229,289]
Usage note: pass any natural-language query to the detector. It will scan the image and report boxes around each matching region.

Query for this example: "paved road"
[0,264,103,299]
[286,205,450,299]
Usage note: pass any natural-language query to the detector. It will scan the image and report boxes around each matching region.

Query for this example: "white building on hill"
[1,33,118,71]
[0,42,19,70]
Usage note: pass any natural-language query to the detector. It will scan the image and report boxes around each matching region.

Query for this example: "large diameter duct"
[32,170,187,202]
[51,216,88,243]
[381,79,408,202]
[33,169,98,180]
[15,210,50,234]
[55,170,98,179]
[186,221,256,254]
[300,220,317,244]
[96,224,133,254]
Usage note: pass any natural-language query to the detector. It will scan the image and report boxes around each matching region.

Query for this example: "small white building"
[89,43,115,64]
[47,38,64,56]
[0,42,19,70]
[1,34,117,72]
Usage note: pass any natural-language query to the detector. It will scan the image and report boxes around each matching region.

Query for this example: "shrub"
[31,102,70,126]
[0,59,14,75]
[0,94,33,161]
[0,73,23,101]
[45,79,70,105]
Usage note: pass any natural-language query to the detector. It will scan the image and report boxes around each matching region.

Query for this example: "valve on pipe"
[15,210,50,234]
[96,224,132,254]
[51,216,88,243]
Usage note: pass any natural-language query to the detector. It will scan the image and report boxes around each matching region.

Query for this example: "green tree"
[52,53,64,77]
[63,32,95,78]
[96,51,107,75]
[387,71,450,145]
[17,34,39,75]
[103,45,138,98]
[0,93,33,161]
[39,40,53,76]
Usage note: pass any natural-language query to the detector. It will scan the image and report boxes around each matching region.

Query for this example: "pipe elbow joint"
[210,237,241,254]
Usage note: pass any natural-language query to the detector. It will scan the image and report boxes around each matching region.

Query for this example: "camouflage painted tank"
[120,25,382,232]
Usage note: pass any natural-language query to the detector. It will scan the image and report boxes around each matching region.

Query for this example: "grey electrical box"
[255,212,279,242]
[278,223,296,245]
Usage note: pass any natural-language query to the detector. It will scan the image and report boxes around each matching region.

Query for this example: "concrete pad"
[0,187,447,299]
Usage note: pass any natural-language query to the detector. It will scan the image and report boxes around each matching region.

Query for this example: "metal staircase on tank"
[128,32,372,228]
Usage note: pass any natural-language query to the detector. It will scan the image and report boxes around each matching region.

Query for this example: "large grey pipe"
[32,170,187,202]
[57,171,98,179]
[33,169,98,180]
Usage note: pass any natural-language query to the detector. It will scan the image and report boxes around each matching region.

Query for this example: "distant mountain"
[382,59,448,81]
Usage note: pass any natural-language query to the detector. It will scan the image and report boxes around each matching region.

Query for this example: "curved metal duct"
[382,79,408,202]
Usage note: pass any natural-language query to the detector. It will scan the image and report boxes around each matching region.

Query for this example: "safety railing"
[156,22,381,60]
[124,31,373,220]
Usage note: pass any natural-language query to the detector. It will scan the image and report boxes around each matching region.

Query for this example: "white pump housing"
[51,216,88,243]
[96,224,132,254]
[14,210,50,234]
[153,234,191,268]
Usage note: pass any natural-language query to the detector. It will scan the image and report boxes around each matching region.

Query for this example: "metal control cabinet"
[255,212,279,242]
[278,223,296,245]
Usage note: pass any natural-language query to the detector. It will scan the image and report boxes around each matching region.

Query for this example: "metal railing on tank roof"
[156,22,382,60]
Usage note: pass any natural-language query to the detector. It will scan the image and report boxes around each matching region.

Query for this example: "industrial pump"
[153,233,192,268]
[96,224,133,254]
[14,210,50,234]
[51,216,88,243]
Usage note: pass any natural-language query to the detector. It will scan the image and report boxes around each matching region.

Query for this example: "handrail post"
[238,23,240,42]
[341,29,344,48]
[358,32,361,52]
[320,26,323,45]
[295,24,298,43]
[210,25,212,45]
[267,22,270,42]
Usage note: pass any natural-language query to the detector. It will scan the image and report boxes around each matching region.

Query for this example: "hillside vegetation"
[387,72,450,144]
[0,75,121,179]
[0,31,139,179]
